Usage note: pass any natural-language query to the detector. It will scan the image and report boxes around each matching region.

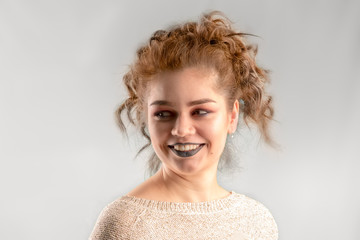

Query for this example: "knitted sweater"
[89,191,278,240]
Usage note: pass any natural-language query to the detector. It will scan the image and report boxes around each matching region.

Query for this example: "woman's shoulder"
[93,194,145,221]
[233,192,275,212]
[232,192,279,240]
[89,196,140,240]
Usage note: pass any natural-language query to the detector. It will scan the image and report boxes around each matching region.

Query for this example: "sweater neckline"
[121,190,239,213]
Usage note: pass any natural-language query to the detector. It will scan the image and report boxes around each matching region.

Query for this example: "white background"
[1,0,359,239]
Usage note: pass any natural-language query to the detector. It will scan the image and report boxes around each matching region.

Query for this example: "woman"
[90,11,278,240]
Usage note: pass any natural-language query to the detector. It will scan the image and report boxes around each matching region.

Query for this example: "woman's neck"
[151,166,230,202]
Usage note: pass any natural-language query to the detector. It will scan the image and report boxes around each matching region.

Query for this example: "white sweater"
[89,191,278,240]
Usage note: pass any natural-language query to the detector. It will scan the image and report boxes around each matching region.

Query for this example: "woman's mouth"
[168,143,205,157]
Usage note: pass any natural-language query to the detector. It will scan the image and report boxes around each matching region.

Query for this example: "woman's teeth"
[173,144,200,152]
[170,144,204,157]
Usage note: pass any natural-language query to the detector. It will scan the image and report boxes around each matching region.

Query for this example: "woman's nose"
[171,114,195,137]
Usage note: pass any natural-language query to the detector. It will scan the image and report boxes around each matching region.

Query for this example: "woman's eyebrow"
[149,98,216,107]
[149,100,173,106]
[187,98,216,106]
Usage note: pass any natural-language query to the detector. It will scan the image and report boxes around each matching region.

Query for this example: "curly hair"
[115,11,275,176]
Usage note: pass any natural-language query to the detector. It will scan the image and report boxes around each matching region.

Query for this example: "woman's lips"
[168,143,205,158]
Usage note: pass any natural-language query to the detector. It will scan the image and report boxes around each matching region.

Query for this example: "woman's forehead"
[145,67,226,105]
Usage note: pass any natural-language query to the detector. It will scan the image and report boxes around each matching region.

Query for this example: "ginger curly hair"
[115,11,275,176]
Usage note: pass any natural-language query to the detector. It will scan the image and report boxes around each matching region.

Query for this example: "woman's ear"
[228,100,239,134]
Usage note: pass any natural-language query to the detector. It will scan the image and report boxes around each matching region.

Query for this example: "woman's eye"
[154,111,172,119]
[193,109,208,116]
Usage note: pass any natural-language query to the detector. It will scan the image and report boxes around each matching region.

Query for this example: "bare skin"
[127,167,231,203]
[127,67,239,203]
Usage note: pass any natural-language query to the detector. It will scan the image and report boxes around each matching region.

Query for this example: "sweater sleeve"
[249,198,279,240]
[89,200,131,240]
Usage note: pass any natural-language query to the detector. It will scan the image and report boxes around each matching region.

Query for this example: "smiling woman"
[89,11,278,240]
[146,67,238,176]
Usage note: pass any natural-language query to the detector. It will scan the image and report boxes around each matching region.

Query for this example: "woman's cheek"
[204,114,227,133]
[150,120,172,137]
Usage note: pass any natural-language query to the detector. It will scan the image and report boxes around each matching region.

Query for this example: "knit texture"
[89,191,278,240]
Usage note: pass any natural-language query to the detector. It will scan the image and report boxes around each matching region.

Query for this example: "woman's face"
[146,67,239,176]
